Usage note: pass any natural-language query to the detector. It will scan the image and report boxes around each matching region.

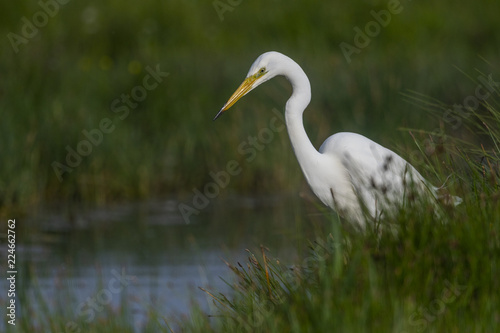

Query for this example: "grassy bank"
[181,199,499,332]
[1,0,500,214]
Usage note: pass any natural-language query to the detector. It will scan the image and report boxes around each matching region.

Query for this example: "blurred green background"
[1,0,499,214]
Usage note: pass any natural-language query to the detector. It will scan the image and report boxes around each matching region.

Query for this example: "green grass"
[182,204,499,332]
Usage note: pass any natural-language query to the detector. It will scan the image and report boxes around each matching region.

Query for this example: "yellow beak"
[213,76,257,121]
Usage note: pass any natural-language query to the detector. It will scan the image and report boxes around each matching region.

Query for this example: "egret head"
[214,52,281,120]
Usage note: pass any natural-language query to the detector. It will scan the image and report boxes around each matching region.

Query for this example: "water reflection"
[1,193,335,330]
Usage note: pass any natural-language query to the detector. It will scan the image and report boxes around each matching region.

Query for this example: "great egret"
[214,51,460,230]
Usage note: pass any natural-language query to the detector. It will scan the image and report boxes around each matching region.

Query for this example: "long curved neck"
[282,58,320,177]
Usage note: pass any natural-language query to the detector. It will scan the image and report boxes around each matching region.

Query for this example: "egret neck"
[280,55,320,181]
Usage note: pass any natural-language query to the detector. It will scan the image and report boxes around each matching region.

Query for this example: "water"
[1,194,332,330]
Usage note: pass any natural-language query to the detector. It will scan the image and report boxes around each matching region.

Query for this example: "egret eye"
[257,67,266,77]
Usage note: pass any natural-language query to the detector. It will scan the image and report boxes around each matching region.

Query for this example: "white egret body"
[214,51,460,230]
